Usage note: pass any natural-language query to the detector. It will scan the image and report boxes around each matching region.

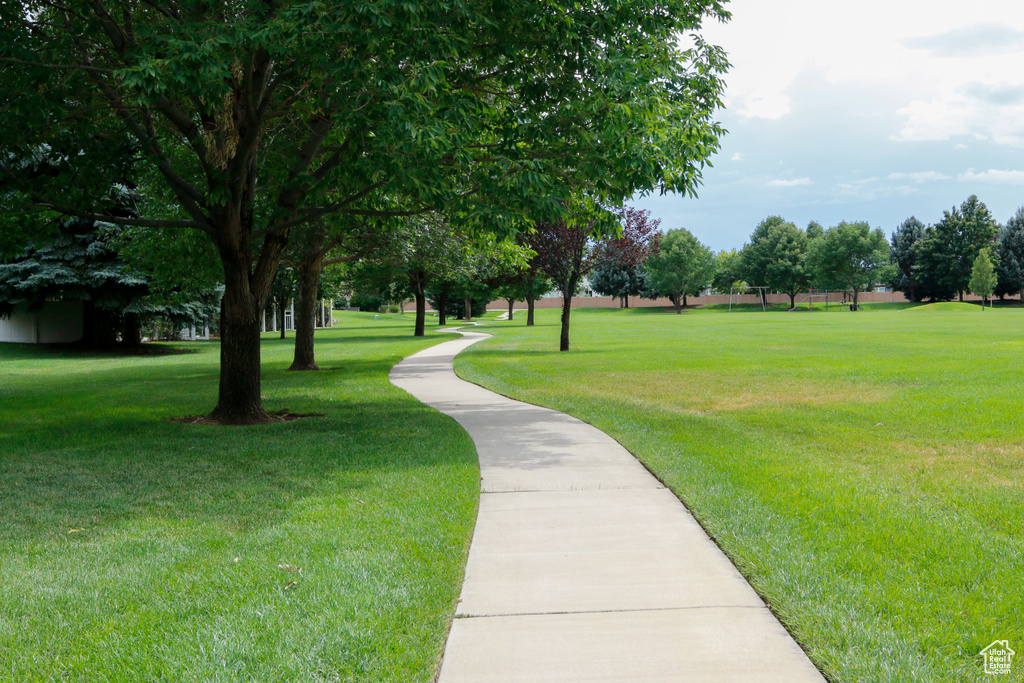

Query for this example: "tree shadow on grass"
[459,347,601,360]
[0,391,475,545]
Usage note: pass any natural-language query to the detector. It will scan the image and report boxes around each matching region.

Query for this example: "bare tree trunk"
[410,269,429,337]
[560,293,572,351]
[437,288,448,326]
[209,249,273,424]
[278,296,286,339]
[205,217,288,424]
[526,293,536,326]
[506,298,514,320]
[289,249,324,371]
[464,294,472,321]
[623,293,629,308]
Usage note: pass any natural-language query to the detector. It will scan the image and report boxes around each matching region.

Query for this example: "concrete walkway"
[390,330,825,683]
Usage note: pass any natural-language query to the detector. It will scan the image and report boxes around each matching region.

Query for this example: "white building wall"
[0,301,84,344]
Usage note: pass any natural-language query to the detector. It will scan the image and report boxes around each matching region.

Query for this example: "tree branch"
[0,57,114,74]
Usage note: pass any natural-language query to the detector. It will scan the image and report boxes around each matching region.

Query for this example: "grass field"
[0,313,478,682]
[456,303,1024,682]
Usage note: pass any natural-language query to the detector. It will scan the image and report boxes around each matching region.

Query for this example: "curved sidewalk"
[390,330,824,683]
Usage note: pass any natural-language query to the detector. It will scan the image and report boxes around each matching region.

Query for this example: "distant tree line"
[890,196,1024,303]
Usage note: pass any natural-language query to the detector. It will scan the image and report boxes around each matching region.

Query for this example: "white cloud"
[766,177,812,187]
[958,169,1024,184]
[905,23,1024,58]
[886,171,951,183]
[731,152,744,161]
[889,93,1024,147]
[738,92,791,120]
[706,0,1024,149]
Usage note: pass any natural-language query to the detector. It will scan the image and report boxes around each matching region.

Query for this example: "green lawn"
[0,312,478,682]
[456,304,1024,682]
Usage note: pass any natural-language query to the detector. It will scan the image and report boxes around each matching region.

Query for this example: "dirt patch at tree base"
[172,409,324,426]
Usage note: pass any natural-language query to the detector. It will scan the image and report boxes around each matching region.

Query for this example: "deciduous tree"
[1,1,727,421]
[969,247,997,309]
[528,216,597,351]
[711,249,743,294]
[739,216,809,308]
[644,228,715,313]
[807,221,891,310]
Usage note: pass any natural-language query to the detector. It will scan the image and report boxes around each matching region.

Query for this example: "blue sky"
[634,0,1024,252]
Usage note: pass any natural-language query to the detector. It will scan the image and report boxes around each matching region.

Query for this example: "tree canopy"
[739,216,809,308]
[590,207,661,307]
[995,207,1024,300]
[889,217,925,301]
[914,196,999,302]
[645,227,714,313]
[0,0,729,422]
[806,221,891,309]
[969,247,997,308]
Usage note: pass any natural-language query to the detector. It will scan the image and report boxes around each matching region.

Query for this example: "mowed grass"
[0,312,478,682]
[456,304,1024,682]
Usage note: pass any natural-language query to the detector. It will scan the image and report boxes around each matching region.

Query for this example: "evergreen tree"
[590,207,661,307]
[589,262,650,307]
[889,216,925,301]
[914,195,999,301]
[995,207,1024,299]
[0,221,216,347]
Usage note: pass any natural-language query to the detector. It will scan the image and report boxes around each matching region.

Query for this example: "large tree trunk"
[526,293,536,326]
[209,251,271,424]
[464,294,473,322]
[506,298,514,320]
[623,292,629,308]
[789,292,796,308]
[560,293,572,351]
[289,249,324,371]
[207,222,287,425]
[410,269,429,337]
[674,291,683,314]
